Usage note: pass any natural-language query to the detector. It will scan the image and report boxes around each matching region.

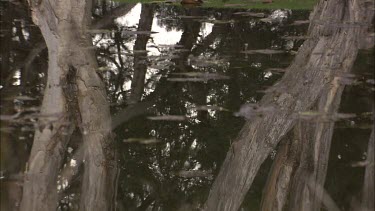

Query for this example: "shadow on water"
[0,1,373,210]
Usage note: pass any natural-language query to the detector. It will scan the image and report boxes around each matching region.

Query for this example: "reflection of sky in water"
[12,70,21,86]
[115,3,213,55]
[115,4,142,27]
[91,6,297,102]
[105,3,214,96]
[115,3,181,55]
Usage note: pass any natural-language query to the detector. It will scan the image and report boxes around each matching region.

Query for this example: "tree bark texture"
[203,0,374,210]
[261,78,345,211]
[260,131,300,211]
[287,79,345,211]
[21,0,116,210]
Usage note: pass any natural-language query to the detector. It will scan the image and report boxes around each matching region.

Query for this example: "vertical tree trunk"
[288,79,344,211]
[261,82,345,211]
[203,0,374,210]
[260,131,300,211]
[129,4,154,104]
[20,0,75,207]
[21,0,116,210]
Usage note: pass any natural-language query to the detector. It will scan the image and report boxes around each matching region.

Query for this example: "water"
[0,2,373,210]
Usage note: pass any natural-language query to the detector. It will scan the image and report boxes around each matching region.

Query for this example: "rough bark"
[20,1,76,209]
[260,131,300,211]
[288,79,345,211]
[21,0,116,210]
[261,67,348,211]
[203,0,374,210]
[77,34,117,210]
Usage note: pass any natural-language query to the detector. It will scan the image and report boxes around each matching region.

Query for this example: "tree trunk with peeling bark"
[260,130,300,211]
[203,0,374,210]
[287,83,344,211]
[261,81,345,211]
[21,0,116,210]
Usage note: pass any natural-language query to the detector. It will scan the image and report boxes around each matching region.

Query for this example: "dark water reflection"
[0,2,373,210]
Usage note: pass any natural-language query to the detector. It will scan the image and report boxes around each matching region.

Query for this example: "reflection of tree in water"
[112,5,313,210]
[204,0,374,210]
[154,5,187,31]
[0,1,374,211]
[1,2,47,209]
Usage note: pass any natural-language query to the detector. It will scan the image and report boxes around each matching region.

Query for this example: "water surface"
[0,2,373,210]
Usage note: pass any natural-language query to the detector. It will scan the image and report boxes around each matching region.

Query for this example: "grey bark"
[20,0,76,208]
[203,0,374,210]
[260,131,300,211]
[288,79,345,211]
[261,67,348,211]
[21,0,116,210]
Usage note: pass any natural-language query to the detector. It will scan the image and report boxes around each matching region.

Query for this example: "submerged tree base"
[203,0,374,210]
[20,0,117,210]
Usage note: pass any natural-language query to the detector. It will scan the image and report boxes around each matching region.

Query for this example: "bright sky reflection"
[109,4,214,96]
[115,3,213,55]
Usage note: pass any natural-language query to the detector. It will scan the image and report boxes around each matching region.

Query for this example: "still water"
[0,2,373,210]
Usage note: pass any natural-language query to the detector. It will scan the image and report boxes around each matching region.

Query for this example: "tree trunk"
[21,0,116,210]
[203,0,374,210]
[261,78,345,211]
[259,131,300,211]
[288,80,344,211]
[129,4,154,104]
